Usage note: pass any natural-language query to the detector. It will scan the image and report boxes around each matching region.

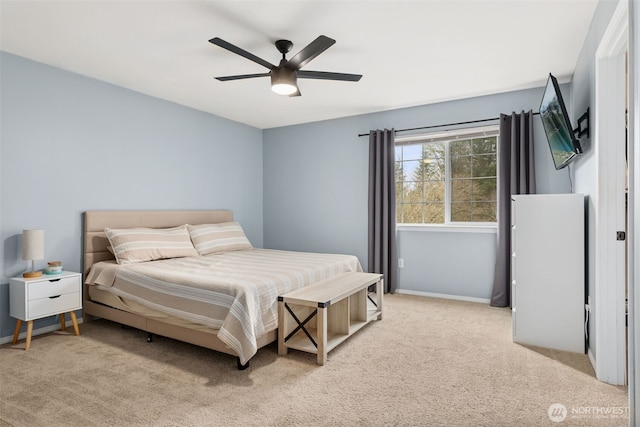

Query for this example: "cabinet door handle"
[49,295,61,299]
[49,279,61,283]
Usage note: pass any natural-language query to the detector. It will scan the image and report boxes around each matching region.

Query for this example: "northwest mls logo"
[548,403,568,423]
[548,403,629,421]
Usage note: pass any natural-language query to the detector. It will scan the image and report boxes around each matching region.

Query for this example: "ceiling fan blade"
[215,73,270,81]
[298,70,362,82]
[209,37,275,70]
[286,35,335,70]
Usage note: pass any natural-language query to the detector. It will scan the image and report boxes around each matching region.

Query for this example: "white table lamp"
[22,229,44,278]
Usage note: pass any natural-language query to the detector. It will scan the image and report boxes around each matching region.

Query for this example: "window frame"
[395,125,500,229]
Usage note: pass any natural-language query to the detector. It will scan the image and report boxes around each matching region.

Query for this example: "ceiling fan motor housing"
[275,39,293,56]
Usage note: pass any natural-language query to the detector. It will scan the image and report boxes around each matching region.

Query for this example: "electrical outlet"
[398,258,404,268]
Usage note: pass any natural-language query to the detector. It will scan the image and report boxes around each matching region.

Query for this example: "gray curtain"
[368,129,397,293]
[490,111,536,307]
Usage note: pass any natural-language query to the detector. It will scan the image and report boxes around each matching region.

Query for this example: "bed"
[82,210,362,369]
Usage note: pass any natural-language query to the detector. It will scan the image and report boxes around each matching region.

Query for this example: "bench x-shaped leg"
[284,303,318,348]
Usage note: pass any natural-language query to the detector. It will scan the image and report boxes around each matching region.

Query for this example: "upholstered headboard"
[82,210,233,276]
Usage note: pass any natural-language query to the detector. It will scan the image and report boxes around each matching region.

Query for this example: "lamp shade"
[22,229,44,261]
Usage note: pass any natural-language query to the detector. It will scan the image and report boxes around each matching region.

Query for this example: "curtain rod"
[357,111,540,137]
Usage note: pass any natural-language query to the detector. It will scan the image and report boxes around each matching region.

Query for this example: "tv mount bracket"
[573,107,590,139]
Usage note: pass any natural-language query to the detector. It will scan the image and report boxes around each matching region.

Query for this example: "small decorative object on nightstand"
[9,271,82,350]
[44,261,63,275]
[21,229,44,278]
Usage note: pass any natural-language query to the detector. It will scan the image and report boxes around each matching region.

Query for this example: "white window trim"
[395,124,499,145]
[397,223,497,233]
[396,124,500,227]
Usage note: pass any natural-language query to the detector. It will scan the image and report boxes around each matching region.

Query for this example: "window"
[395,126,498,225]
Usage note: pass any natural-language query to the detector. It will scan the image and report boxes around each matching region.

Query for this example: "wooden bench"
[277,272,383,365]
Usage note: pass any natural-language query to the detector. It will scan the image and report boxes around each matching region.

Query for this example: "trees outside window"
[395,129,498,225]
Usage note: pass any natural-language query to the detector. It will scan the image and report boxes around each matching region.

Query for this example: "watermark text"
[548,403,628,423]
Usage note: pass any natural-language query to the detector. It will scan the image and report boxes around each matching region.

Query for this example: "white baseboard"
[0,317,84,345]
[395,289,490,304]
[588,347,596,371]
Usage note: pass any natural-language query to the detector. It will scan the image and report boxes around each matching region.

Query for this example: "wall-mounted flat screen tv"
[539,73,583,170]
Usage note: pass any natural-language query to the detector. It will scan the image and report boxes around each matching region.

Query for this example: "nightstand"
[9,271,82,350]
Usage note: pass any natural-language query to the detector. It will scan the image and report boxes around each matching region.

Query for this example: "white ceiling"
[0,0,599,130]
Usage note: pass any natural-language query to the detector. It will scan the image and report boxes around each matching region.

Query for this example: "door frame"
[628,0,639,423]
[593,0,628,386]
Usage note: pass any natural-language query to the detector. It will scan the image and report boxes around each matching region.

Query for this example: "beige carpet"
[0,294,628,427]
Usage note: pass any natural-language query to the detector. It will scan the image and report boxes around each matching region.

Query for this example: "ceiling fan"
[209,35,362,97]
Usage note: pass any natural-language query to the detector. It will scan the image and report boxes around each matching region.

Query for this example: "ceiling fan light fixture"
[271,67,298,95]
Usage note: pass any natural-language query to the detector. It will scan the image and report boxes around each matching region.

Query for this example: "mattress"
[85,248,362,364]
[87,286,218,334]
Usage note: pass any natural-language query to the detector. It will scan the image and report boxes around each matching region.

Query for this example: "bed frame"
[82,210,276,369]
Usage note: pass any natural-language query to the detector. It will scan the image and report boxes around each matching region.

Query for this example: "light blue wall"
[0,52,263,339]
[264,86,571,300]
[397,229,497,300]
[263,118,369,257]
[570,0,619,362]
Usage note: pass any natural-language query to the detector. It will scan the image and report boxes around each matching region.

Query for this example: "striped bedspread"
[85,248,362,364]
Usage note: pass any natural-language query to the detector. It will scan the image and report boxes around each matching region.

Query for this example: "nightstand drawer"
[29,292,81,318]
[28,276,80,300]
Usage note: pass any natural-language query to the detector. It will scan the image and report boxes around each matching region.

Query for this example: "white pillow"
[105,225,198,264]
[187,222,252,255]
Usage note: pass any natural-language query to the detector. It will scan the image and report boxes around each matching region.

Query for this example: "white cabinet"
[511,194,585,353]
[9,271,82,350]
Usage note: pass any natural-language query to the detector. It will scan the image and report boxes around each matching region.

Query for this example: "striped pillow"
[187,222,252,255]
[105,225,198,264]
